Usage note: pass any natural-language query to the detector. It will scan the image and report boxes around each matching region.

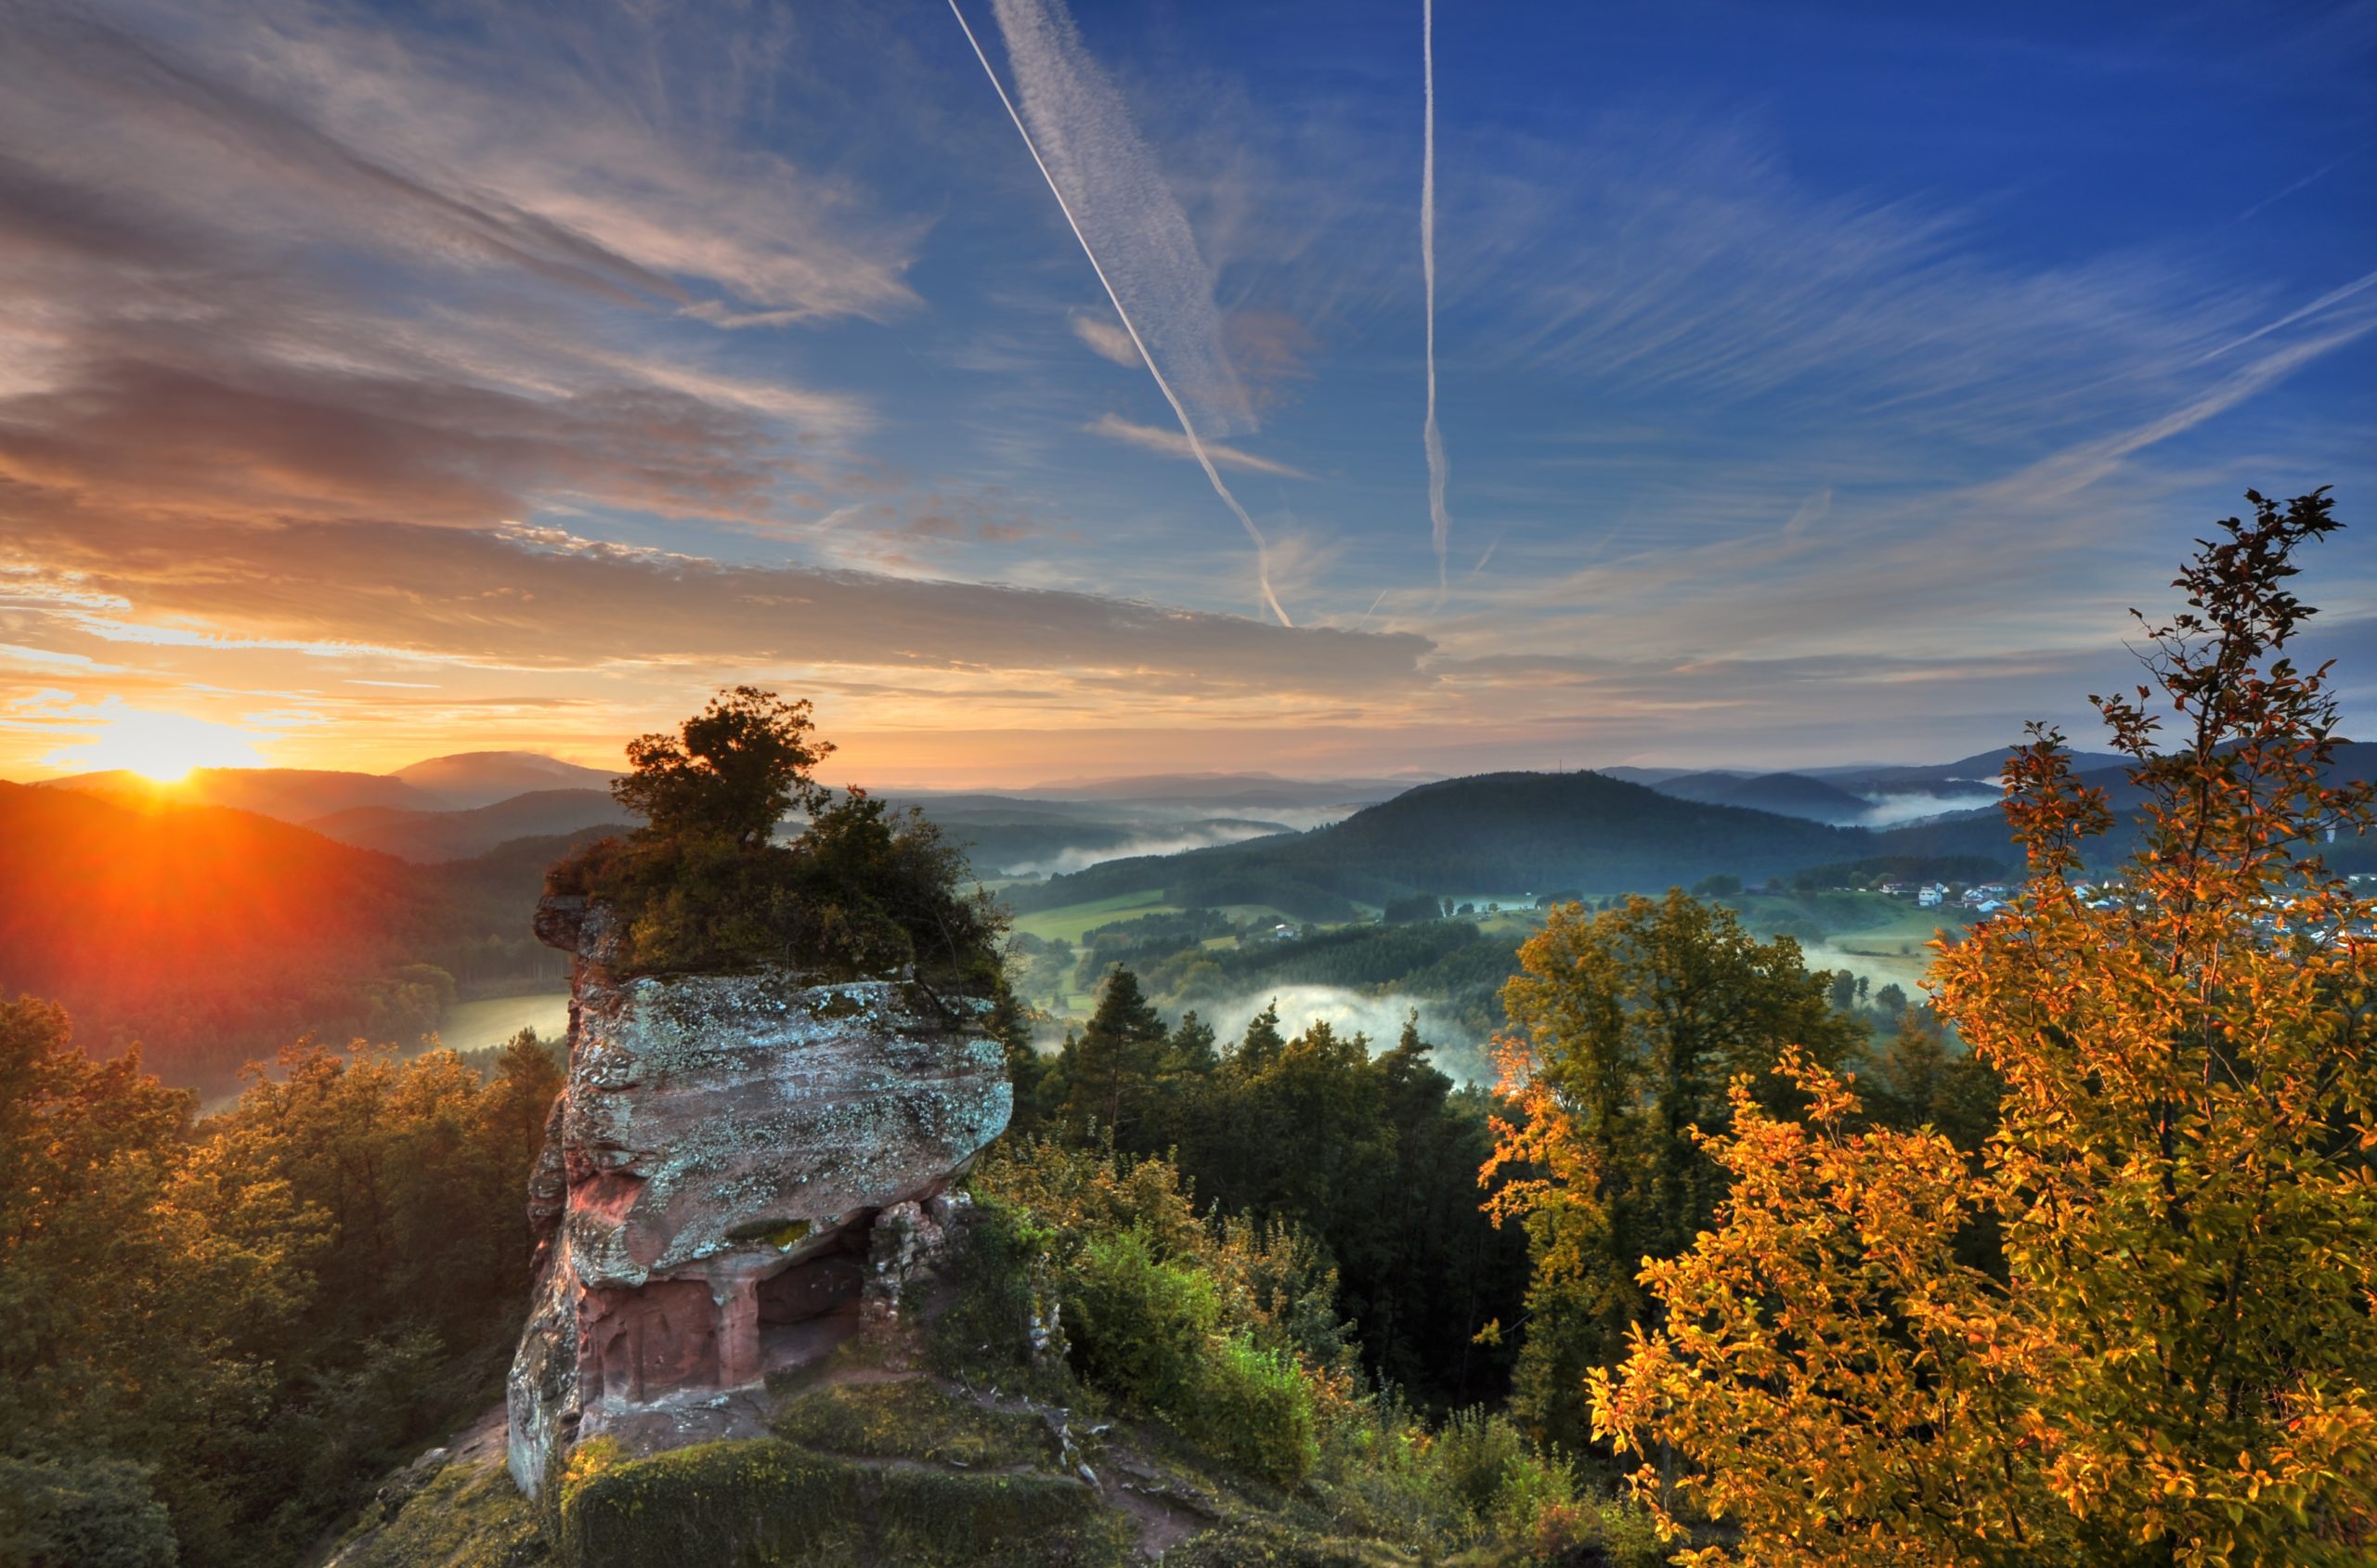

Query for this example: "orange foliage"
[1588,491,2377,1564]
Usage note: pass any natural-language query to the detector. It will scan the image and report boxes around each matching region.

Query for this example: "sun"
[63,703,267,784]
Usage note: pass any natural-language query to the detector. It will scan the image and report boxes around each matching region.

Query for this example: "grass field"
[1008,889,1175,943]
[1801,904,1968,994]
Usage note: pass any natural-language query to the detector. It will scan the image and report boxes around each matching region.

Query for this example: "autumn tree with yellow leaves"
[1486,890,1859,1451]
[1588,489,2377,1564]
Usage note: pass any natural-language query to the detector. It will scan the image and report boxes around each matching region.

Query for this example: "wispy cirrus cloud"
[1071,312,1143,368]
[979,0,1252,437]
[1085,414,1308,478]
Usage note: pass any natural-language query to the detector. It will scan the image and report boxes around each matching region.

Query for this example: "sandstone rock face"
[506,895,1011,1498]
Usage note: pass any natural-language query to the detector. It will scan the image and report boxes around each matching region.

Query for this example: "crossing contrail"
[949,0,1292,627]
[1422,0,1450,590]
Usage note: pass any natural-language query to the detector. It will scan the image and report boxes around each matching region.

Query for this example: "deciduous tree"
[1591,489,2377,1564]
[1485,891,1855,1448]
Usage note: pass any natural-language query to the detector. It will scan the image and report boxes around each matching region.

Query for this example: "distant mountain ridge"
[1648,770,1875,823]
[992,771,1414,808]
[389,750,618,809]
[38,750,618,821]
[306,787,633,862]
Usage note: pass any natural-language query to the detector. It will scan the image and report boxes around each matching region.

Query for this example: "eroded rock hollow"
[505,895,1011,1498]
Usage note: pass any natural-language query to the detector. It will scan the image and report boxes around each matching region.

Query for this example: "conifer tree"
[1052,967,1172,1142]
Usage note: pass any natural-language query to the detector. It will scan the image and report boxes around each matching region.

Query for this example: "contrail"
[1422,0,1450,590]
[949,0,1292,627]
[2197,266,2377,363]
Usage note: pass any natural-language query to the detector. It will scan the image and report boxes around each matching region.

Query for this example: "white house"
[1917,884,1946,908]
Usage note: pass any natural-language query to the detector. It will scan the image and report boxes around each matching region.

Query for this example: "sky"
[1,0,2372,788]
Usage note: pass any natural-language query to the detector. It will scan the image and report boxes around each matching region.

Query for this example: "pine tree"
[1052,968,1172,1142]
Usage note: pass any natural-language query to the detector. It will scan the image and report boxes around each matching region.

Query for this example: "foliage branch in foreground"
[1590,489,2377,1563]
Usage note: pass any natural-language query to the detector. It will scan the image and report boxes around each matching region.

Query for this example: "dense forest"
[0,1008,562,1565]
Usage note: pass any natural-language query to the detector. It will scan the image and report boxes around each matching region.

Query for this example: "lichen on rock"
[505,892,1011,1500]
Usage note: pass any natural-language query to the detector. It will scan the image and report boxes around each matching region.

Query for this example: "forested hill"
[1005,769,1965,917]
[1307,770,1870,888]
[0,782,574,1089]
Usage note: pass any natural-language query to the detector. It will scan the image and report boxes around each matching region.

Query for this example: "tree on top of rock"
[612,686,833,850]
[554,689,1005,985]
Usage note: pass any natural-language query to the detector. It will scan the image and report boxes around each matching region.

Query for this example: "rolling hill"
[0,784,575,1091]
[307,787,633,862]
[1002,745,2377,922]
[1004,770,1961,919]
[1647,770,1876,823]
[390,750,617,809]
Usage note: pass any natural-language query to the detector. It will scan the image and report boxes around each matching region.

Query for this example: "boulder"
[506,895,1011,1498]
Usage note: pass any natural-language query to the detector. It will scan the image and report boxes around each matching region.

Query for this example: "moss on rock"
[770,1380,1050,1469]
[554,1432,1131,1568]
[558,1441,860,1568]
[325,1456,550,1568]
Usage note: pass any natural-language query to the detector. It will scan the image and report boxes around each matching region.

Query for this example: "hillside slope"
[308,787,631,861]
[0,784,578,1088]
[0,783,430,1074]
[1007,770,1891,916]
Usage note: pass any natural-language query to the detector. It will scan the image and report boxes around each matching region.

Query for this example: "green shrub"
[0,1456,176,1568]
[1181,1335,1318,1490]
[1427,1405,1535,1523]
[1066,1227,1218,1411]
[1525,1496,1669,1568]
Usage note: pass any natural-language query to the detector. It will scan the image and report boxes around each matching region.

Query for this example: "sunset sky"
[2,0,2372,788]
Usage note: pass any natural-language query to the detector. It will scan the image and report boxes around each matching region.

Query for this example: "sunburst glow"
[58,703,266,784]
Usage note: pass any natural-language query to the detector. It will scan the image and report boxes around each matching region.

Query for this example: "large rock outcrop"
[506,895,1010,1498]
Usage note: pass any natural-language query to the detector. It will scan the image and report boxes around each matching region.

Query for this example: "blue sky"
[0,0,2371,784]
